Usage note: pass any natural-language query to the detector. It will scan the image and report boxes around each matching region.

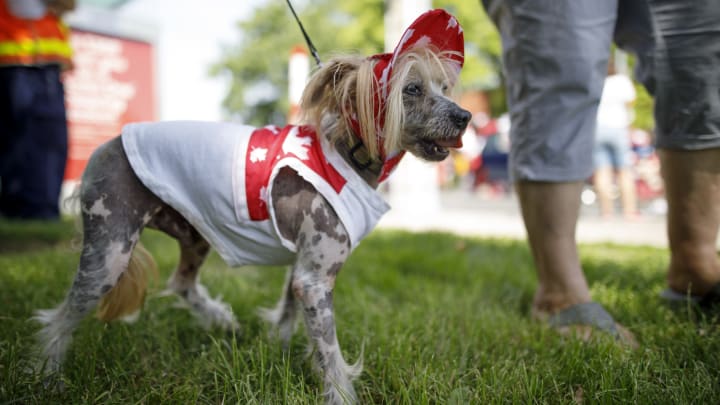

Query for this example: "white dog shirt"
[121,121,390,267]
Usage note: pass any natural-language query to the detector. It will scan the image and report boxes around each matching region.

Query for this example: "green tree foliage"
[211,0,385,126]
[633,84,654,131]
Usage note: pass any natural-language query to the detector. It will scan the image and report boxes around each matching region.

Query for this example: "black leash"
[286,0,322,66]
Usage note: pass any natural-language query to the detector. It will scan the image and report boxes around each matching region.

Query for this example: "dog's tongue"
[435,136,463,149]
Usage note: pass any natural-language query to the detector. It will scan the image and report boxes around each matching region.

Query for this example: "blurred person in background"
[0,0,74,220]
[592,59,639,219]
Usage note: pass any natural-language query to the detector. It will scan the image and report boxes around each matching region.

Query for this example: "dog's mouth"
[419,136,463,160]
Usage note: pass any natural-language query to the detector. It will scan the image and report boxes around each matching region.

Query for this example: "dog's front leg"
[291,196,360,405]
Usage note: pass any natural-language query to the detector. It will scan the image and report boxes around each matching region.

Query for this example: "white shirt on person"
[596,73,636,130]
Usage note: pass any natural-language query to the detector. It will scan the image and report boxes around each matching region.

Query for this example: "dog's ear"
[300,57,362,126]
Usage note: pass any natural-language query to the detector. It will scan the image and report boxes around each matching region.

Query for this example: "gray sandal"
[547,302,620,339]
[660,283,720,309]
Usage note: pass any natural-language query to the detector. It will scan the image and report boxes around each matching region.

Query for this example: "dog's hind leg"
[271,169,360,404]
[147,208,238,330]
[258,266,298,346]
[34,137,163,373]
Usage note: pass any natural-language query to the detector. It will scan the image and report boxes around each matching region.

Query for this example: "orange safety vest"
[0,1,72,69]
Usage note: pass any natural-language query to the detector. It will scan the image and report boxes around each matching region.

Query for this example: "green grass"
[1,218,719,404]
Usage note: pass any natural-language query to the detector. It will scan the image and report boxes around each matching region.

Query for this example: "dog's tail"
[96,242,158,322]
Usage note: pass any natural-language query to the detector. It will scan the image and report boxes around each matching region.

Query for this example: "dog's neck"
[334,136,384,189]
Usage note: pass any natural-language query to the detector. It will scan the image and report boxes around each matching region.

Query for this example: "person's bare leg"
[659,149,720,296]
[516,180,591,316]
[592,167,615,218]
[517,180,636,344]
[617,167,638,219]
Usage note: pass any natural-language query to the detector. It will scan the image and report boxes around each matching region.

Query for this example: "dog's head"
[379,46,470,162]
[300,10,470,172]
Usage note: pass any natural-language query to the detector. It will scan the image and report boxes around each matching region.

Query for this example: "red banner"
[63,29,156,180]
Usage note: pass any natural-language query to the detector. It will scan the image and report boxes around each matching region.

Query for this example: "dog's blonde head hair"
[300,46,462,159]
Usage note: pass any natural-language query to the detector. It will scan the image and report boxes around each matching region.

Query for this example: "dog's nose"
[451,109,472,129]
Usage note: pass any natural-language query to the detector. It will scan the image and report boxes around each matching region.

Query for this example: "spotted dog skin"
[269,167,360,402]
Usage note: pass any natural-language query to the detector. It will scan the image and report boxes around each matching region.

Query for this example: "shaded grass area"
[1,219,719,403]
[0,219,77,253]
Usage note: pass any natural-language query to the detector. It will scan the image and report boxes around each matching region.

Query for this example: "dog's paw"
[163,283,240,331]
[198,297,240,331]
[187,285,240,331]
[41,371,67,393]
[324,380,358,405]
[322,359,362,405]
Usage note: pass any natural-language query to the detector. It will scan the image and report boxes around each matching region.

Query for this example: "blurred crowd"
[439,109,665,217]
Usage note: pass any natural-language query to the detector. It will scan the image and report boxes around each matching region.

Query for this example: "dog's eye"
[404,83,422,96]
[441,83,449,93]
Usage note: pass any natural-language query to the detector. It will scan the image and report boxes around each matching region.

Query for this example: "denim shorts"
[482,0,720,181]
[593,127,634,169]
[643,2,720,150]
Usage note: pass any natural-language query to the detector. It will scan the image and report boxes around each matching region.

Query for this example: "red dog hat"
[372,9,464,104]
[364,9,465,181]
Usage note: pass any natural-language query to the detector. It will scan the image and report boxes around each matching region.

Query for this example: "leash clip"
[349,141,373,170]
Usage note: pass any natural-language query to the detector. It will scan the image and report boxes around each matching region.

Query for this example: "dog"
[34,9,469,404]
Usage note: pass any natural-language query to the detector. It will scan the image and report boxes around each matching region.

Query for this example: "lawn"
[1,218,719,404]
